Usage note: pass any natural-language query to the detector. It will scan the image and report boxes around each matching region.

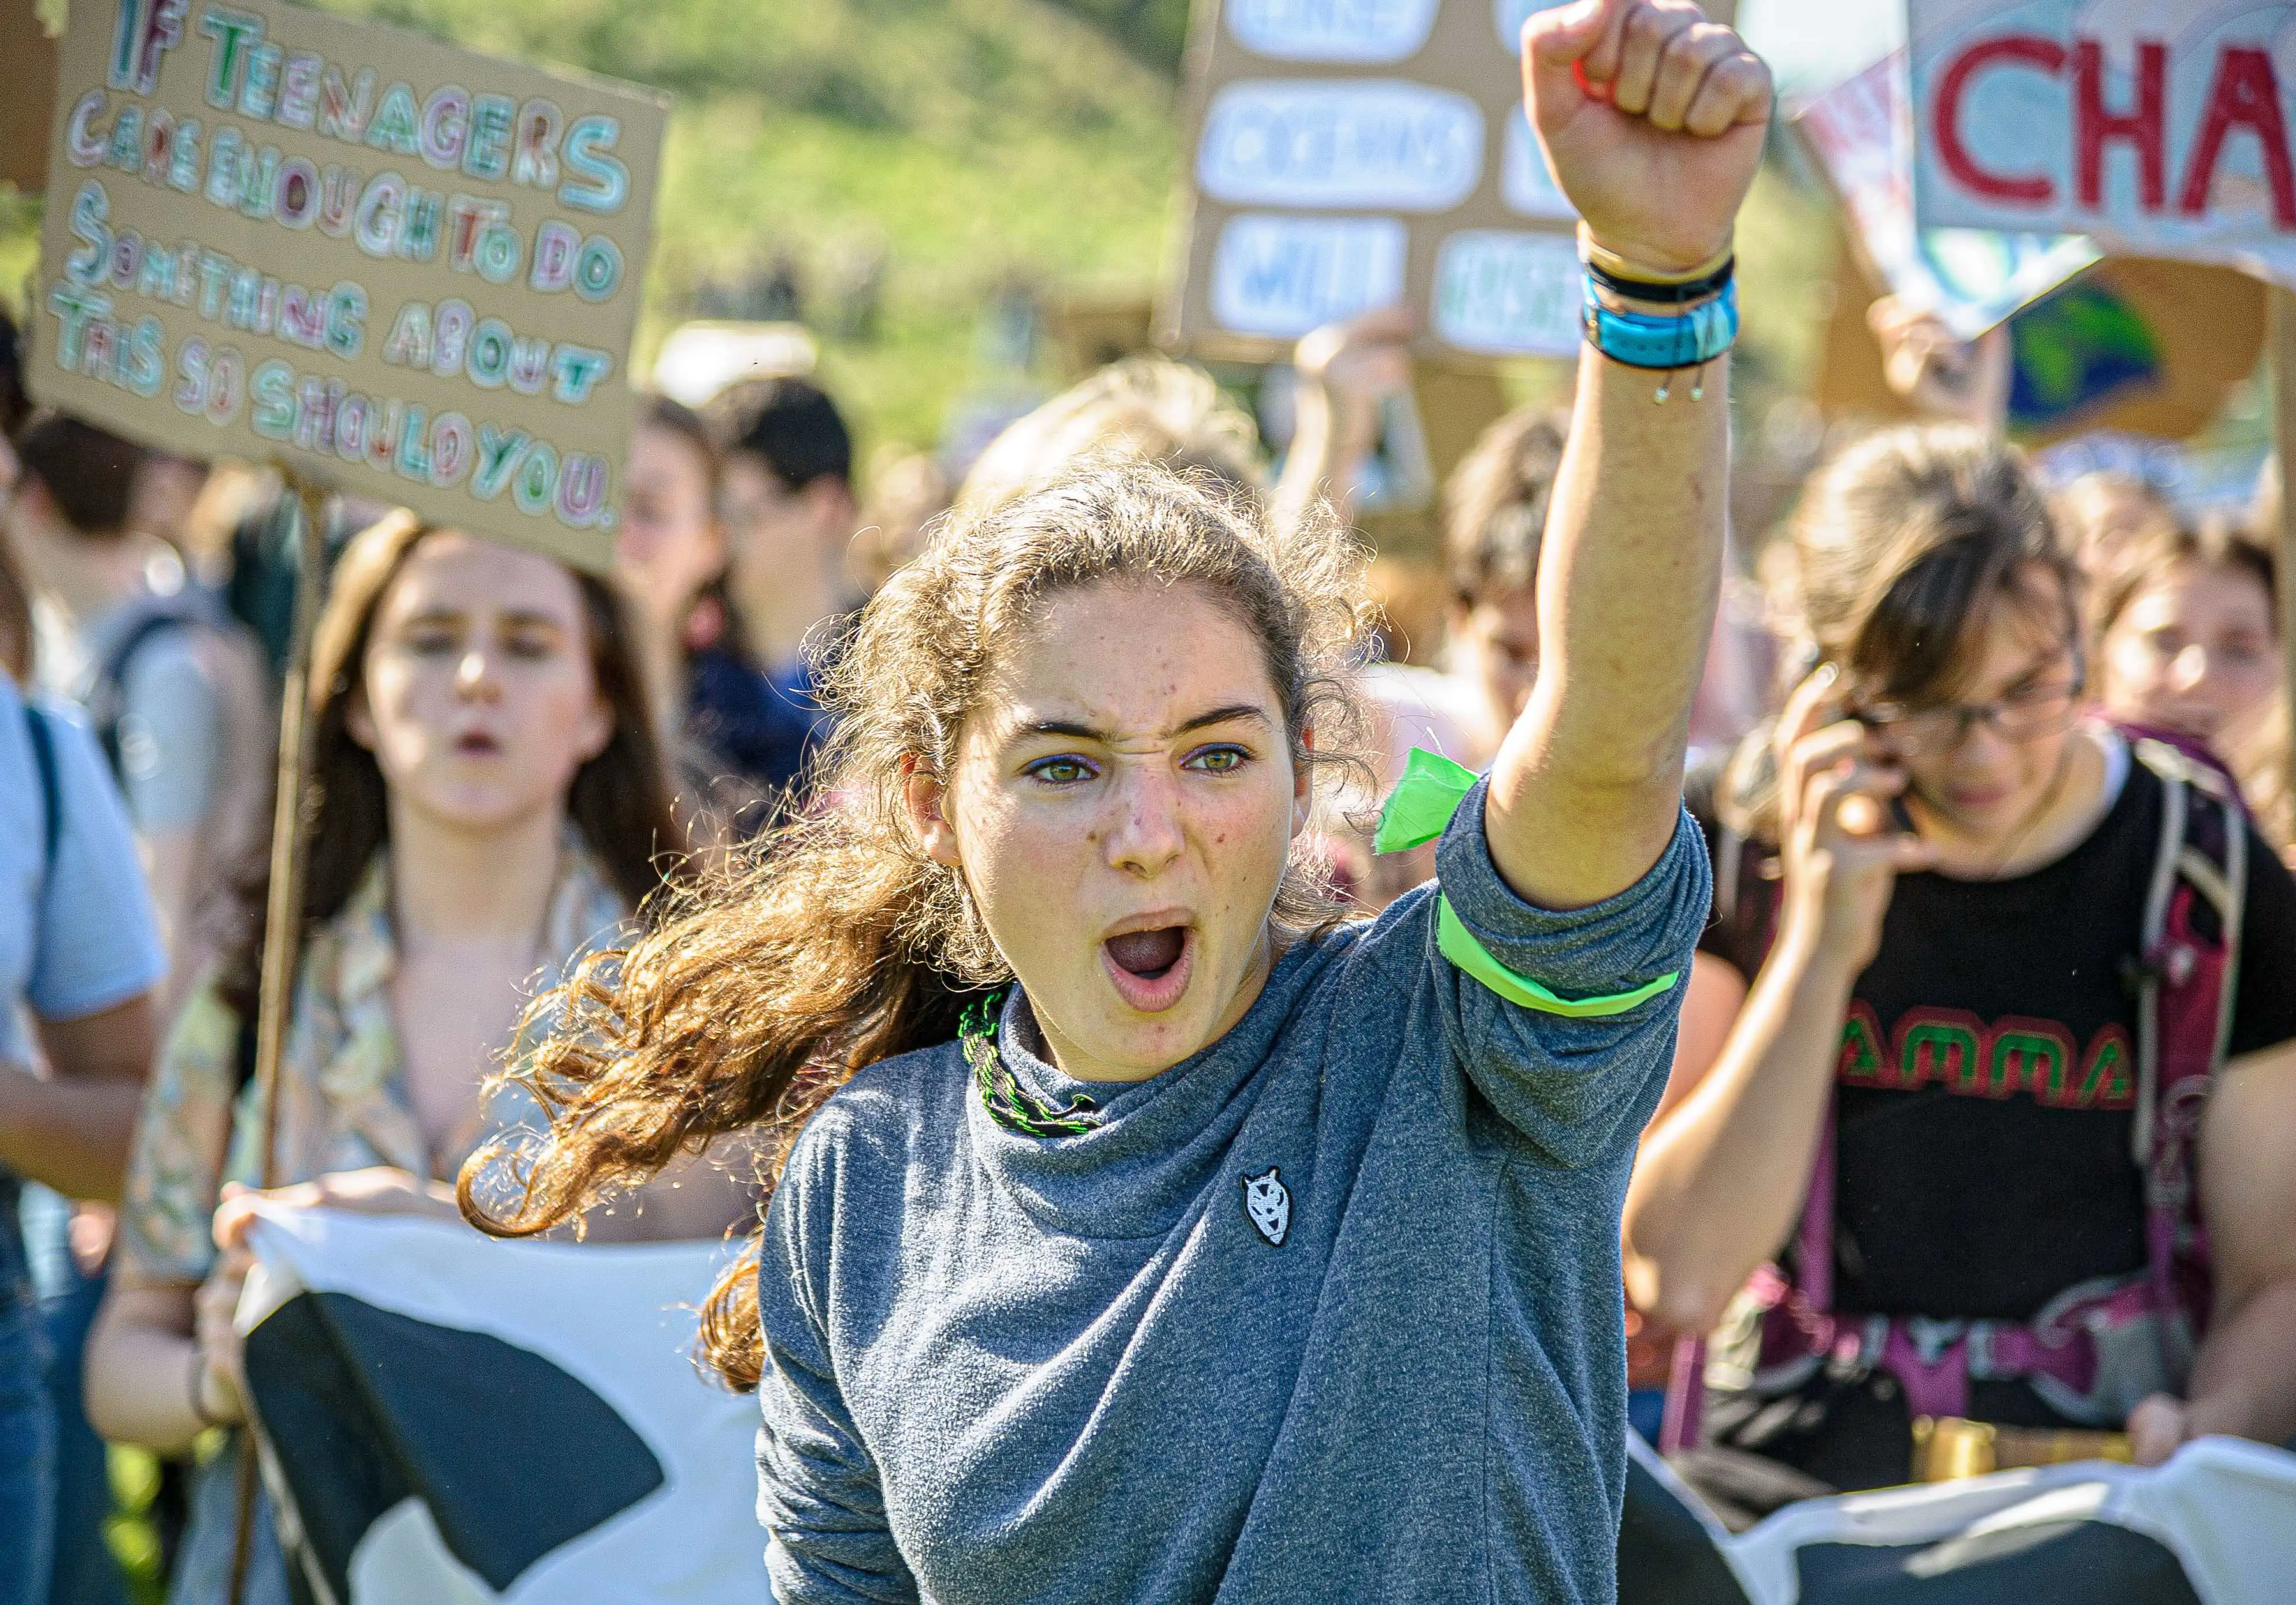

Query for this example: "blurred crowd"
[3,266,2292,1603]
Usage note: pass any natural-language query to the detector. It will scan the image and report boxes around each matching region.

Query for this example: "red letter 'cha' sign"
[1912,1,2296,287]
[2076,39,2165,210]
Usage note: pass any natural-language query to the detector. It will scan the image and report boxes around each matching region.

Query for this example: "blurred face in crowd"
[126,453,209,546]
[720,454,857,658]
[1859,566,2084,846]
[1450,585,1540,742]
[910,581,1308,1084]
[2,479,84,587]
[616,424,724,630]
[2101,559,2280,750]
[349,533,613,836]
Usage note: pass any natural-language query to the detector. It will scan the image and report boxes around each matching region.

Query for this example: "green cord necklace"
[960,991,1104,1139]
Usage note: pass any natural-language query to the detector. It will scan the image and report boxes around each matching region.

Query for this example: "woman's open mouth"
[454,731,503,757]
[1101,924,1195,1014]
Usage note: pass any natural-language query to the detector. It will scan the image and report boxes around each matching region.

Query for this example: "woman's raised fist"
[1522,0,1773,276]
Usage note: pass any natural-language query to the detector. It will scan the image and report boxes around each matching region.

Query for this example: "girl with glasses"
[1624,426,2296,1507]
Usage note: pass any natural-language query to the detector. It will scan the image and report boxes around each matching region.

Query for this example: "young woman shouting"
[468,3,1771,1599]
[83,514,746,1603]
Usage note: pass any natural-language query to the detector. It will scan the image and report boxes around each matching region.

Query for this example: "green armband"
[1377,747,1680,1019]
[1436,896,1677,1017]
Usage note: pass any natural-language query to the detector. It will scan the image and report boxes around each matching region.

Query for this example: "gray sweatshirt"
[756,783,1711,1603]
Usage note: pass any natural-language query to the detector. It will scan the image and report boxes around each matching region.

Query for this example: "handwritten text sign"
[1224,0,1442,65]
[1210,214,1409,335]
[1198,80,1484,210]
[1910,0,2296,288]
[1169,0,1594,362]
[31,0,666,572]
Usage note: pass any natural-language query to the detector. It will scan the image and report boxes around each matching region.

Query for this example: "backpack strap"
[24,698,62,879]
[2130,741,2188,1173]
[88,609,194,780]
[2125,736,2244,1372]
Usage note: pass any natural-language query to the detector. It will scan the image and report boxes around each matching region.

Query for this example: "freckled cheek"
[1192,795,1293,883]
[966,803,1098,891]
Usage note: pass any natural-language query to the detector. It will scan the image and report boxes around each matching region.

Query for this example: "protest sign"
[242,1209,765,1603]
[1908,0,2296,289]
[28,0,667,572]
[1808,39,2264,447]
[1794,52,2097,341]
[1617,1432,2296,1605]
[1165,0,1607,364]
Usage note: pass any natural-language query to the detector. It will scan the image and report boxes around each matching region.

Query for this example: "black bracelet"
[1583,254,1735,306]
[188,1345,229,1430]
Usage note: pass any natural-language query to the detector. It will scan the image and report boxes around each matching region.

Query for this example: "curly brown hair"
[460,461,1376,1389]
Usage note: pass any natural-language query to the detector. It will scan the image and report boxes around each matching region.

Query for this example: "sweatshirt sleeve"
[754,1142,920,1604]
[1424,776,1711,1170]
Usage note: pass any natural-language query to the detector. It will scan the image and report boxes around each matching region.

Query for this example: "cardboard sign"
[1164,0,1591,364]
[1909,0,2296,288]
[1795,51,2097,340]
[27,0,667,572]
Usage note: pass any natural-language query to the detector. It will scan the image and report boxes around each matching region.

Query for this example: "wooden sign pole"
[226,467,331,1605]
[2274,289,2296,809]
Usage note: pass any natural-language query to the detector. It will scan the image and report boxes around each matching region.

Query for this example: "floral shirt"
[120,842,628,1282]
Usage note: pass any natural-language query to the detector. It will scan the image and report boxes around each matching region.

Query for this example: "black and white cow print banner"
[1621,1430,2296,1605]
[238,1208,765,1605]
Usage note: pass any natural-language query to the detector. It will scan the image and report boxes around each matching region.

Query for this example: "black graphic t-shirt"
[1834,752,2296,1322]
[1693,743,2296,1321]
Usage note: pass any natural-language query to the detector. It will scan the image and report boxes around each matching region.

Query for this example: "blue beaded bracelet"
[1582,276,1739,382]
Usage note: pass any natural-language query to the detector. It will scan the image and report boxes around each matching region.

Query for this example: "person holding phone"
[1626,425,2296,1502]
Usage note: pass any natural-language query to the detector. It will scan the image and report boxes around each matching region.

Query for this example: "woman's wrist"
[1578,224,1733,287]
[1771,909,1865,991]
[187,1342,235,1430]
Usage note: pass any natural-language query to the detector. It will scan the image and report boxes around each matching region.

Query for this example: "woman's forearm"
[1485,343,1729,911]
[1269,380,1348,542]
[1624,928,1857,1332]
[0,1072,144,1202]
[2186,1278,2296,1447]
[86,1284,206,1454]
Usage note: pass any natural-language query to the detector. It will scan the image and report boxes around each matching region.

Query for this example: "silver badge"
[1241,1166,1290,1247]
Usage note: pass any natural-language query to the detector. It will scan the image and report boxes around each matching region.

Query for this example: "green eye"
[1187,744,1247,773]
[1024,755,1096,784]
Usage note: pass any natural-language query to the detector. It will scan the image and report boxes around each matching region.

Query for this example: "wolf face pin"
[1241,1167,1290,1247]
